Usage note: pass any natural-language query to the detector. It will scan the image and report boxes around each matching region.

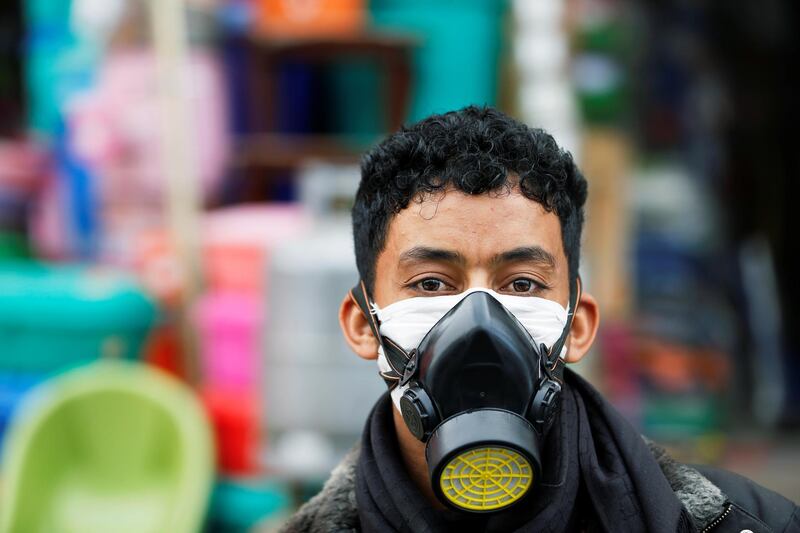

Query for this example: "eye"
[414,278,450,293]
[502,277,544,295]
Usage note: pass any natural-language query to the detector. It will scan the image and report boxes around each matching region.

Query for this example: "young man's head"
[338,106,600,504]
[352,106,587,297]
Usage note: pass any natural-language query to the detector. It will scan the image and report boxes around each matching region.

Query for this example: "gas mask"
[350,281,580,513]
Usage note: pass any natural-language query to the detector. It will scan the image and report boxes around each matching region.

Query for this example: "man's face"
[371,186,571,312]
[340,182,597,504]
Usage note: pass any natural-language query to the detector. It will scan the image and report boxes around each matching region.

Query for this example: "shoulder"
[645,439,800,533]
[646,439,799,532]
[693,465,800,533]
[276,444,361,533]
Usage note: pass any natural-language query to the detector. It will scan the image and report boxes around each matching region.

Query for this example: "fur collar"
[277,439,727,532]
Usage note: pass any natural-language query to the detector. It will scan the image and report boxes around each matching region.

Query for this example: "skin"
[339,185,600,508]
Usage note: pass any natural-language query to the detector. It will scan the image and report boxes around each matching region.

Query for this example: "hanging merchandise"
[68,50,229,209]
[70,0,127,45]
[0,140,48,260]
[513,0,581,159]
[571,2,630,125]
[23,0,100,136]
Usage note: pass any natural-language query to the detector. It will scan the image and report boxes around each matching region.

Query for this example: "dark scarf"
[355,369,695,533]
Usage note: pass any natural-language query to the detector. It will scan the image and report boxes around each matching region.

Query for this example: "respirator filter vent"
[439,445,533,511]
[427,409,541,513]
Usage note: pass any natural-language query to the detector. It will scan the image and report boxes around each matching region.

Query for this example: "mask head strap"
[349,280,410,386]
[547,275,582,370]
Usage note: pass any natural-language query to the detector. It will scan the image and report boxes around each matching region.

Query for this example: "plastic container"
[264,222,384,438]
[0,373,42,448]
[0,262,158,372]
[202,205,310,295]
[195,292,262,390]
[255,0,365,38]
[0,361,214,533]
[370,0,508,121]
[202,387,261,476]
[23,0,99,136]
[208,477,291,532]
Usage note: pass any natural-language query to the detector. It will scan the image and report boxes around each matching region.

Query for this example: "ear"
[563,290,600,364]
[339,293,380,360]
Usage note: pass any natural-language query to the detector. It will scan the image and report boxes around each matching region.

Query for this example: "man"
[281,107,798,532]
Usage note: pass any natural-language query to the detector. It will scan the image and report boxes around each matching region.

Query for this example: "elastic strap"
[548,275,582,368]
[348,281,410,384]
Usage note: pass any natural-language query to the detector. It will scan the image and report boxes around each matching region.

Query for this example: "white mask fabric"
[371,287,571,410]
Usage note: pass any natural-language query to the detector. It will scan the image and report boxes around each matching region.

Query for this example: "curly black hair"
[353,106,588,294]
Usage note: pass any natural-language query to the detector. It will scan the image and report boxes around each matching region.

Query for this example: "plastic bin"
[202,387,261,476]
[370,0,508,121]
[0,262,158,373]
[0,373,42,448]
[195,292,262,390]
[264,222,384,438]
[0,361,213,533]
[255,0,365,37]
[209,477,291,532]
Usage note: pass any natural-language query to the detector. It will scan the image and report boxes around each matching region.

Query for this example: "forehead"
[380,188,565,266]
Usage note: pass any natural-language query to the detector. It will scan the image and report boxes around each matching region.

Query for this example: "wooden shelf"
[242,30,416,136]
[246,30,419,56]
[232,133,373,169]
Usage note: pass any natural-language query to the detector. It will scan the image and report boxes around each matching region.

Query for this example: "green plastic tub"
[0,361,214,533]
[0,262,158,373]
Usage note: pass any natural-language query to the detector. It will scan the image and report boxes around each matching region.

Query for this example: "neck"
[391,406,446,510]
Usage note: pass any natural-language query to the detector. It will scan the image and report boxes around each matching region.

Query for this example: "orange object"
[204,242,266,294]
[255,0,365,37]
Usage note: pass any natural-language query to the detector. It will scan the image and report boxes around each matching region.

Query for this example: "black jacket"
[278,442,798,532]
[694,466,799,532]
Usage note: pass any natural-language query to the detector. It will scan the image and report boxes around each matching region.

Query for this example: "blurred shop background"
[0,0,798,530]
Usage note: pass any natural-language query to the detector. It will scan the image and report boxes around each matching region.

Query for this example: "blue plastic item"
[0,373,43,448]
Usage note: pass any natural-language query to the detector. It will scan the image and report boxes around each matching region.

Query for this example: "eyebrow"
[398,246,467,266]
[397,245,556,270]
[490,246,557,270]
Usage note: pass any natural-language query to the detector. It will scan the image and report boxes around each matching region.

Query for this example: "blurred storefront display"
[0,0,798,527]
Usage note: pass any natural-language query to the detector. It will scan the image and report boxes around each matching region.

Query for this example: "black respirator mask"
[350,280,580,513]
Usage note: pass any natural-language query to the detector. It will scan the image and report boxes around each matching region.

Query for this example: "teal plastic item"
[24,0,74,29]
[0,361,214,533]
[23,0,99,135]
[209,478,292,532]
[0,262,158,373]
[326,61,384,142]
[370,0,507,122]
